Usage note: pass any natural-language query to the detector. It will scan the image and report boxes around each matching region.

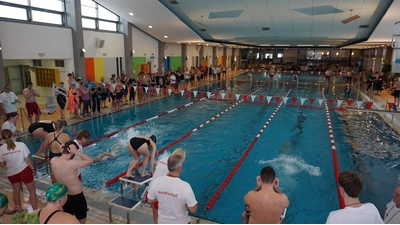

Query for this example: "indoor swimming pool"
[24,72,400,223]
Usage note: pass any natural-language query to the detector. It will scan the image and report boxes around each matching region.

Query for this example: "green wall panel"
[133,57,146,78]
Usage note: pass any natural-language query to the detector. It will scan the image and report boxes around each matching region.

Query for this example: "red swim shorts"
[26,102,41,117]
[8,166,34,184]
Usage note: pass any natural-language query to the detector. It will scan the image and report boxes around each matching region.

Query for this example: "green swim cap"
[0,192,9,209]
[46,183,68,201]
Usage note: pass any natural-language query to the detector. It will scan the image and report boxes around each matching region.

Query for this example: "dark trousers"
[92,98,100,112]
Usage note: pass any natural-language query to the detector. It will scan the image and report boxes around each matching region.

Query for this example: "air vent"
[261,27,270,31]
[169,0,179,4]
[199,28,207,32]
[359,25,369,29]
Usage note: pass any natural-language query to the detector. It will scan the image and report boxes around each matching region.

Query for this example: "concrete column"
[0,40,5,88]
[121,18,133,76]
[182,44,187,68]
[212,46,217,67]
[199,45,204,67]
[223,47,227,67]
[66,0,86,80]
[158,41,165,72]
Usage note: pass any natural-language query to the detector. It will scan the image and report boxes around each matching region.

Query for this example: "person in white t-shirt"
[147,148,186,223]
[326,171,383,224]
[170,73,176,90]
[0,84,20,119]
[147,154,197,224]
[1,112,19,142]
[0,129,37,211]
[384,186,400,224]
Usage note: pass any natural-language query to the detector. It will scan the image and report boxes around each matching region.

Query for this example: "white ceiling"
[95,0,399,49]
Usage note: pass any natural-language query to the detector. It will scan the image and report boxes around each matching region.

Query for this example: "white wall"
[204,46,214,65]
[83,30,124,58]
[131,26,159,73]
[164,43,181,57]
[0,21,73,60]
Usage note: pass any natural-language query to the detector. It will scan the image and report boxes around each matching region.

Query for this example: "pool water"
[23,72,400,224]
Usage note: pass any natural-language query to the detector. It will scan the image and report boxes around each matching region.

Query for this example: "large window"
[0,0,65,25]
[81,0,119,32]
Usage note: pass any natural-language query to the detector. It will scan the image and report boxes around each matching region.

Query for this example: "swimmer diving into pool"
[126,135,157,178]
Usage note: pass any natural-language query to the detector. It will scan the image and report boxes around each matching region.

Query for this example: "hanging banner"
[220,93,225,99]
[214,92,219,98]
[283,97,289,104]
[259,95,264,102]
[337,100,343,107]
[300,98,306,105]
[207,92,211,98]
[356,101,363,109]
[235,94,241,100]
[292,97,297,104]
[366,102,374,109]
[251,95,256,102]
[267,96,272,103]
[193,91,198,98]
[180,90,185,96]
[318,99,324,106]
[156,88,160,95]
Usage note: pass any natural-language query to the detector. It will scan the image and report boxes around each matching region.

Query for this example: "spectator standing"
[147,154,197,224]
[0,129,37,211]
[0,84,20,120]
[384,186,400,224]
[22,82,41,124]
[326,171,383,224]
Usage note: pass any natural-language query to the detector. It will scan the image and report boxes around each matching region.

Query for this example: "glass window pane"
[81,5,96,17]
[99,20,117,31]
[98,5,118,21]
[0,5,27,20]
[32,10,62,25]
[1,0,28,5]
[31,0,64,12]
[82,18,96,29]
[81,0,96,7]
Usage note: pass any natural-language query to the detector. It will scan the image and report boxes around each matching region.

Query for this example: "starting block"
[32,155,50,182]
[119,175,152,197]
[108,173,152,223]
[108,196,141,224]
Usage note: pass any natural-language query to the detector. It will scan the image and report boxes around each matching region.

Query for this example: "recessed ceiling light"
[148,25,153,28]
[188,43,191,44]
[164,36,168,38]
[206,44,208,46]
[198,43,200,45]
[129,12,134,16]
[297,44,313,47]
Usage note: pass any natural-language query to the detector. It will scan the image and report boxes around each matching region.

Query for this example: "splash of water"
[259,155,321,176]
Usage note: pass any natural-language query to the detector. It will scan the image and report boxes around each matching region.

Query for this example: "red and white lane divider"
[105,82,271,186]
[82,98,205,147]
[321,91,345,209]
[203,83,296,214]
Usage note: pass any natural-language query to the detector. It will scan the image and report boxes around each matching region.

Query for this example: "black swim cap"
[150,135,157,144]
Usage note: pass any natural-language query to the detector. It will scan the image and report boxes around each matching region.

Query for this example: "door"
[6,66,24,95]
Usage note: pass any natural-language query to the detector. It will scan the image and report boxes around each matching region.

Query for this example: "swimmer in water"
[93,144,121,162]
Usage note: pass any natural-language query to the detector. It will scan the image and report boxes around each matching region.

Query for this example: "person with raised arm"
[243,166,289,224]
[50,140,93,224]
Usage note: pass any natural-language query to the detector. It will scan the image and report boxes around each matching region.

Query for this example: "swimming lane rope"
[84,81,249,147]
[105,82,270,186]
[321,90,345,209]
[197,84,296,222]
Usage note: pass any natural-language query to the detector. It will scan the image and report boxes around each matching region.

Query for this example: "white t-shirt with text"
[148,175,197,224]
[0,142,30,176]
